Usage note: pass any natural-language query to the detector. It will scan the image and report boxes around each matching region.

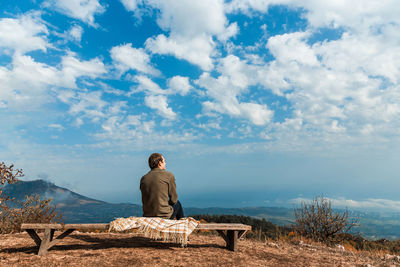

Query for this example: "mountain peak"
[3,179,105,206]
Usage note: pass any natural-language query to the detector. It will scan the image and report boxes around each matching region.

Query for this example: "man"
[140,153,184,219]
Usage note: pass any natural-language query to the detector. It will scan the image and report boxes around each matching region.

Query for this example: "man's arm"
[168,174,178,205]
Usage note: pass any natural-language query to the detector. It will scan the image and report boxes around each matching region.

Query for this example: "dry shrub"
[0,162,23,203]
[294,196,357,244]
[341,241,358,252]
[0,162,63,234]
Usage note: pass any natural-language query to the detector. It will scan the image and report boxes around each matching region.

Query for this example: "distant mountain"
[3,179,142,223]
[3,179,105,206]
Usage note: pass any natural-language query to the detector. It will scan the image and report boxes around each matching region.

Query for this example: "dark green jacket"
[140,168,178,218]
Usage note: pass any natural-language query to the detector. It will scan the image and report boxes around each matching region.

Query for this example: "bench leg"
[38,228,52,256]
[25,228,75,256]
[226,230,238,251]
[216,230,240,251]
[26,229,41,247]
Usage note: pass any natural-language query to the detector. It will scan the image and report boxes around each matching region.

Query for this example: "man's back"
[140,168,178,218]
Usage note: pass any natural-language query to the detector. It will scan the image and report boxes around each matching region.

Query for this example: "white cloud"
[218,22,239,42]
[48,124,65,131]
[148,0,226,37]
[198,121,222,131]
[144,94,176,120]
[108,101,128,115]
[145,34,215,71]
[240,103,274,126]
[120,0,142,11]
[193,0,400,148]
[94,113,198,150]
[130,75,192,120]
[132,75,166,95]
[100,115,143,136]
[262,28,400,144]
[0,55,59,110]
[144,0,237,70]
[131,75,176,120]
[226,0,400,31]
[195,55,274,126]
[60,53,106,88]
[298,0,400,31]
[68,25,84,42]
[110,43,160,76]
[133,74,192,96]
[0,12,49,54]
[167,76,191,96]
[44,0,105,26]
[57,90,108,125]
[0,53,106,111]
[266,31,319,66]
[197,71,273,126]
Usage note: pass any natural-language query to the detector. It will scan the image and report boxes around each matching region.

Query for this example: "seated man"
[140,153,184,219]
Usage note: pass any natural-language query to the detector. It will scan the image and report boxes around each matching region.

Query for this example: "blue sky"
[1,0,400,211]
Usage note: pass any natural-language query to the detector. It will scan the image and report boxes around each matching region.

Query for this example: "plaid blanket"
[109,217,199,246]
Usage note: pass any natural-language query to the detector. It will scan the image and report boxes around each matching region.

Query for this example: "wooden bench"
[21,223,251,255]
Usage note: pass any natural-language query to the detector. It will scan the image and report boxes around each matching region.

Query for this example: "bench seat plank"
[22,223,251,231]
[197,223,251,231]
[21,224,63,230]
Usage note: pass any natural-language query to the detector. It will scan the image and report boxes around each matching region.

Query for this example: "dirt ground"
[0,231,399,266]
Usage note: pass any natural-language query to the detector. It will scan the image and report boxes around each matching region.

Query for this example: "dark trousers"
[170,200,184,220]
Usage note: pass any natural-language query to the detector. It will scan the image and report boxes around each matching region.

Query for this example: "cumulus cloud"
[203,0,400,147]
[129,75,192,120]
[144,0,237,70]
[56,90,128,128]
[266,31,319,66]
[132,75,166,95]
[262,27,400,144]
[196,55,274,126]
[131,75,182,120]
[145,34,215,71]
[197,73,273,126]
[144,94,176,120]
[167,76,191,96]
[68,25,84,42]
[218,22,239,42]
[226,0,400,30]
[100,115,144,137]
[94,113,197,149]
[0,53,106,111]
[44,0,105,26]
[60,53,106,88]
[120,0,142,11]
[0,55,59,110]
[110,43,160,76]
[0,12,49,54]
[62,90,107,118]
[48,124,65,131]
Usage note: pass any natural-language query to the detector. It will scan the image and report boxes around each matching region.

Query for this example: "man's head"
[148,153,166,170]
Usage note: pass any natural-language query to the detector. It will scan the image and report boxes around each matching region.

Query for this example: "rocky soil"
[0,231,399,266]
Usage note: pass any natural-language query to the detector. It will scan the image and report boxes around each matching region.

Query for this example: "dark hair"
[148,153,164,169]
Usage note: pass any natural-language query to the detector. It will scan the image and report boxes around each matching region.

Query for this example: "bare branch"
[294,196,358,244]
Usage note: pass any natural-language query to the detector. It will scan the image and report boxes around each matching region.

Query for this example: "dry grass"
[1,231,399,266]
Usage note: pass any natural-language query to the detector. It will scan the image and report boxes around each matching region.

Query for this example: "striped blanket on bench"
[109,217,199,246]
